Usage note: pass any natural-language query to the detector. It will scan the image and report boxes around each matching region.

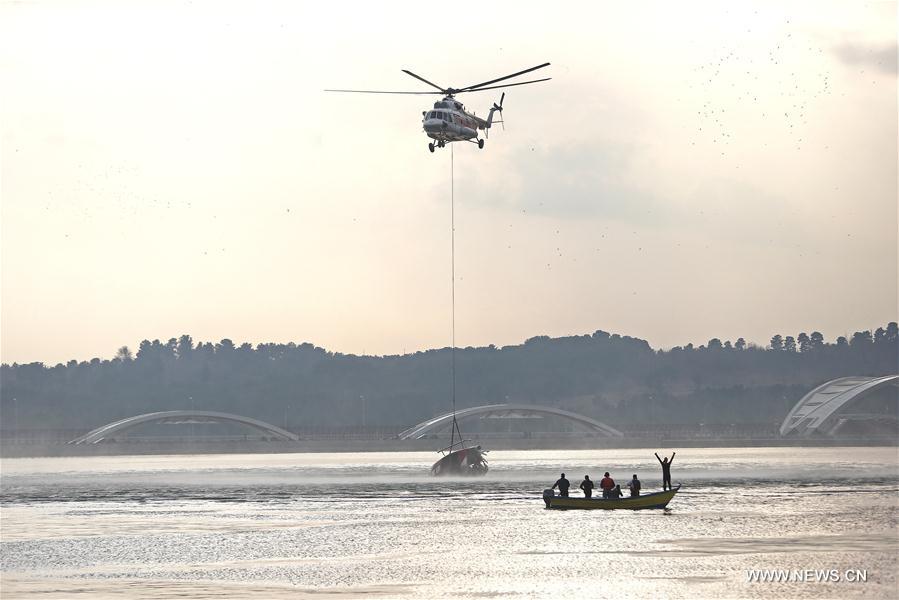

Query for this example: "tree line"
[1,323,896,433]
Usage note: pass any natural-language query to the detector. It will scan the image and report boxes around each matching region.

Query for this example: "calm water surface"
[1,447,897,599]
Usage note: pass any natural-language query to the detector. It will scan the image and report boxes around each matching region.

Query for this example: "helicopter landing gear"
[478,139,484,149]
[438,140,446,148]
[428,143,435,153]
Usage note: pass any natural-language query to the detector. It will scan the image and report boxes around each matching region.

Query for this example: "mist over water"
[2,448,897,599]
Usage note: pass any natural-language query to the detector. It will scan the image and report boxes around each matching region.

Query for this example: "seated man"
[628,474,642,497]
[609,484,623,500]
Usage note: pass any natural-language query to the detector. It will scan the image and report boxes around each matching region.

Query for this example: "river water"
[1,447,897,599]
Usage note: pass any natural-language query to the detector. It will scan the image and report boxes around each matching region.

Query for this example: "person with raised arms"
[655,451,676,491]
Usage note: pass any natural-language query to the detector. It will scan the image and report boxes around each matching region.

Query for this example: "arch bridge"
[780,375,899,436]
[398,403,623,440]
[69,410,299,444]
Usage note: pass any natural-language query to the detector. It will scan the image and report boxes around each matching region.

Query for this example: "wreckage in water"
[431,441,488,476]
[430,416,488,476]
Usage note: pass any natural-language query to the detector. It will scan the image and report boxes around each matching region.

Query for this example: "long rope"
[450,144,457,448]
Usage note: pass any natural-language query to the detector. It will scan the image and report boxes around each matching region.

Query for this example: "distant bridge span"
[780,375,899,436]
[398,403,624,440]
[69,411,299,444]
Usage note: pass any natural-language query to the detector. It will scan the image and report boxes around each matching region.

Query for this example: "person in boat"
[655,451,676,491]
[599,472,615,499]
[608,484,623,500]
[628,474,641,497]
[579,475,595,499]
[552,473,570,497]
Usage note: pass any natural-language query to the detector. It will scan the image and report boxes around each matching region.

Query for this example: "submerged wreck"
[430,416,488,476]
[431,441,488,476]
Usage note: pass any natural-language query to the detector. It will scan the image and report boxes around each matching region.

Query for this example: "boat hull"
[544,485,680,510]
[431,445,488,476]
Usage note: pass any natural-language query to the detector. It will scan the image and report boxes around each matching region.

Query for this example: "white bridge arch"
[398,403,623,439]
[779,375,899,436]
[69,410,299,444]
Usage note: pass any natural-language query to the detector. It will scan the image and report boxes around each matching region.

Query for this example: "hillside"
[2,324,896,433]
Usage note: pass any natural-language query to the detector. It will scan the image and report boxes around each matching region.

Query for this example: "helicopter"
[326,63,550,153]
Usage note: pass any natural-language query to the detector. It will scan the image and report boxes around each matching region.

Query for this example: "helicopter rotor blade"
[401,70,447,93]
[324,89,443,95]
[456,77,551,93]
[457,62,550,92]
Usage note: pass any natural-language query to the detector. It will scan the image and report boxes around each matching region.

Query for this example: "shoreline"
[2,435,896,458]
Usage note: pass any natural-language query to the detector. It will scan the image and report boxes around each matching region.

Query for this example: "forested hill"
[2,324,897,432]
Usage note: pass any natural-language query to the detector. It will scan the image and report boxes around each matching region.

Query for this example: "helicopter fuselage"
[421,97,490,145]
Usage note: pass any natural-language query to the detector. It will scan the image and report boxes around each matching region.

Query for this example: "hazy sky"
[2,1,896,364]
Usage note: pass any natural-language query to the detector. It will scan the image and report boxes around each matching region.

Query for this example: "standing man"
[579,475,595,498]
[627,474,642,497]
[552,473,570,497]
[655,451,676,491]
[599,472,615,499]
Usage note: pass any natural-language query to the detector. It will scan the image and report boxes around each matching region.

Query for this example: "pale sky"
[1,1,896,364]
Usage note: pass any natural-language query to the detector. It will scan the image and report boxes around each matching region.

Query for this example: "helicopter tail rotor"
[485,92,505,139]
[493,92,505,131]
[493,92,505,112]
